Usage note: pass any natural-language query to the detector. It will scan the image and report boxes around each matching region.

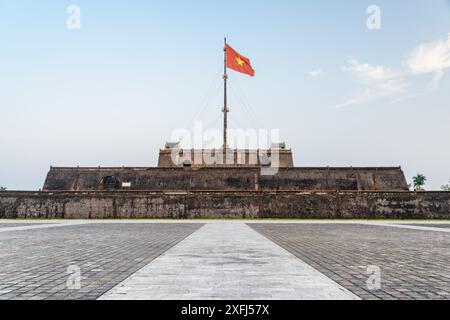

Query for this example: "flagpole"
[223,37,228,149]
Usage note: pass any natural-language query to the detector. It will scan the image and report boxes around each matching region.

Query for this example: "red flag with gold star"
[226,44,255,77]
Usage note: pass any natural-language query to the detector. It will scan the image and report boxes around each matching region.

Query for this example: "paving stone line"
[100,222,358,300]
[0,222,92,233]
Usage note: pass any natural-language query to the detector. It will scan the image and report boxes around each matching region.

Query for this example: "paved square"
[249,223,450,300]
[0,223,203,300]
[1,221,449,300]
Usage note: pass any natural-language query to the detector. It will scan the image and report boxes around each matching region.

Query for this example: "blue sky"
[1,0,450,190]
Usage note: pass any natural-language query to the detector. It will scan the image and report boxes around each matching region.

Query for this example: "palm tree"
[412,174,427,191]
[0,186,6,191]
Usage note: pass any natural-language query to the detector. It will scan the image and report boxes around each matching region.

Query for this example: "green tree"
[441,180,450,191]
[412,174,427,191]
[0,186,6,191]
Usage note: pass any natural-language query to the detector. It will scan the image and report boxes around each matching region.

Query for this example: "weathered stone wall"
[42,167,408,191]
[1,191,449,219]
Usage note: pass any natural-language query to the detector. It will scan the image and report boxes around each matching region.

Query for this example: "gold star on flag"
[235,56,245,66]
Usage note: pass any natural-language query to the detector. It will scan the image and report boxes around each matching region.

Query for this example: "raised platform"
[42,166,409,192]
[157,147,295,168]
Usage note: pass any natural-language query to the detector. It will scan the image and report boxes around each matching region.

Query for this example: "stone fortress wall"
[2,143,448,220]
[1,190,449,219]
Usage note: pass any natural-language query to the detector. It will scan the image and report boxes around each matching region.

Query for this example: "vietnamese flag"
[226,44,255,77]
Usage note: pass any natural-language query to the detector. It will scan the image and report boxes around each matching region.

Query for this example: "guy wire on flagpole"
[223,37,228,149]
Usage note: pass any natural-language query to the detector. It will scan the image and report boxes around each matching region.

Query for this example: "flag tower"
[222,38,255,149]
[223,37,229,149]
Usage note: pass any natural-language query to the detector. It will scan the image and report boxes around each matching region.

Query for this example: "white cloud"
[307,69,323,77]
[336,58,407,108]
[342,57,398,83]
[335,33,450,108]
[406,33,450,86]
[336,97,363,108]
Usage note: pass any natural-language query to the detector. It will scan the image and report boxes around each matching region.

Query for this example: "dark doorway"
[101,176,121,190]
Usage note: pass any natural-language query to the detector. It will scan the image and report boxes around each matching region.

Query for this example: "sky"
[0,0,450,190]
